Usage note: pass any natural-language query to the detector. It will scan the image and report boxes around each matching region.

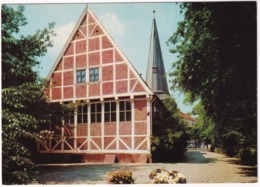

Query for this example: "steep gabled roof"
[47,6,88,80]
[47,7,153,97]
[145,18,169,96]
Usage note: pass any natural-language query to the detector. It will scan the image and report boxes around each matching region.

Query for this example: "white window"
[64,105,74,125]
[91,103,101,123]
[77,104,88,124]
[105,102,116,122]
[89,68,99,82]
[119,101,131,121]
[76,69,86,84]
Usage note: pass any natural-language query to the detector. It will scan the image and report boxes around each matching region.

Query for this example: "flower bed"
[149,167,187,184]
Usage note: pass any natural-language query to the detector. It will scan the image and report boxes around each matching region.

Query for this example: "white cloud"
[50,22,75,56]
[100,12,126,37]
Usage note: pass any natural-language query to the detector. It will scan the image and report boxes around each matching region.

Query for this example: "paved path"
[36,149,257,184]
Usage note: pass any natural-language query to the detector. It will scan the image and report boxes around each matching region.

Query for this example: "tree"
[1,5,59,184]
[191,102,217,149]
[151,97,188,162]
[168,2,256,164]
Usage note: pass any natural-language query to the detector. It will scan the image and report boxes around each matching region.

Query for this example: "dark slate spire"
[145,17,169,100]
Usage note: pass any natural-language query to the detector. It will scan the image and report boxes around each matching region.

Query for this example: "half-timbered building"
[38,7,170,163]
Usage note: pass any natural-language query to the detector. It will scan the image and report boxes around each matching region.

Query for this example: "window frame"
[77,103,88,124]
[104,102,116,122]
[89,67,99,82]
[76,69,86,84]
[90,103,102,123]
[119,100,132,122]
[64,107,75,125]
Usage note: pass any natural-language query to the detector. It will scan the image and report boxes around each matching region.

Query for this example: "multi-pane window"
[89,68,99,82]
[105,102,116,122]
[77,104,88,124]
[64,107,75,125]
[91,103,101,123]
[119,101,131,121]
[76,69,86,84]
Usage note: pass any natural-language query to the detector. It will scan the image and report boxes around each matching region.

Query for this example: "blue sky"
[4,1,196,113]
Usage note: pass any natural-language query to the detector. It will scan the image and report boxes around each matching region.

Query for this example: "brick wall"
[41,11,153,162]
[104,122,116,135]
[119,122,132,135]
[47,10,148,102]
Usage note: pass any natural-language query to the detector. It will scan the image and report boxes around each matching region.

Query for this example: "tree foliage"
[151,97,188,162]
[168,2,256,164]
[1,5,60,184]
[189,102,217,148]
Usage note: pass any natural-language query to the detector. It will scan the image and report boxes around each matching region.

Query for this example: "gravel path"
[35,149,257,184]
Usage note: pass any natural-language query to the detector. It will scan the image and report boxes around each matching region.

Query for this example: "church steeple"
[145,15,169,100]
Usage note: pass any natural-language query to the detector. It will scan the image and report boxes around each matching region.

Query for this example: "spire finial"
[153,3,156,19]
[146,7,170,99]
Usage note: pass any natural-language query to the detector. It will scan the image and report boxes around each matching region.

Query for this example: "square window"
[76,70,86,84]
[89,68,99,82]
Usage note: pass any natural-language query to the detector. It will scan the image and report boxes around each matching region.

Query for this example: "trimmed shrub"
[106,168,135,184]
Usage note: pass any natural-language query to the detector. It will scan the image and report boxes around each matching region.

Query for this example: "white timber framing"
[38,7,158,155]
[38,97,152,154]
[87,104,91,150]
[131,98,135,150]
[146,96,152,151]
[116,100,120,150]
[101,101,105,150]
[46,7,153,98]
